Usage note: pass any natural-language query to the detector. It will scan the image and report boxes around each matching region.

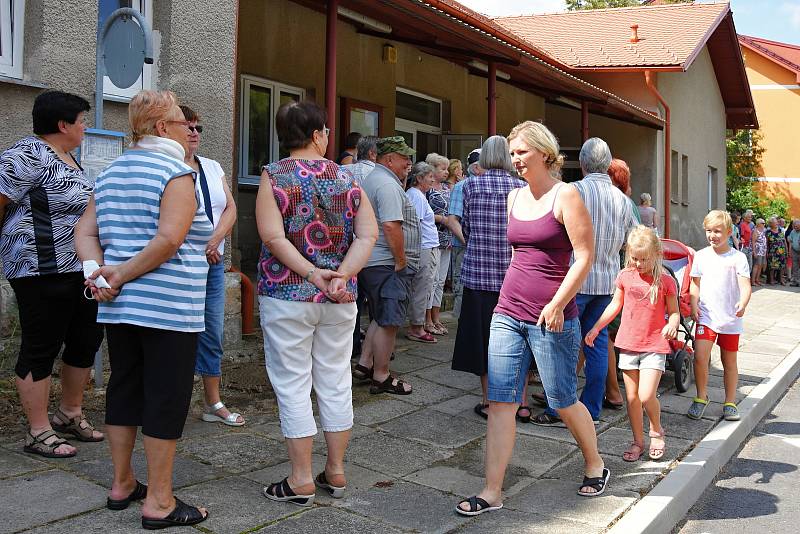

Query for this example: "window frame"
[239,74,305,186]
[99,0,153,102]
[681,154,689,206]
[0,0,25,79]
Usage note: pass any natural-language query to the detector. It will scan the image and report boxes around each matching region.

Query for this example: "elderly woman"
[256,101,377,506]
[751,218,767,286]
[765,216,788,285]
[447,158,463,188]
[75,90,211,528]
[451,136,526,420]
[179,105,243,427]
[404,162,439,344]
[638,193,658,232]
[425,152,453,335]
[0,91,104,459]
[457,121,605,517]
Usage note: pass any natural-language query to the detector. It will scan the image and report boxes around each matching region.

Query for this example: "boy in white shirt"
[688,210,752,421]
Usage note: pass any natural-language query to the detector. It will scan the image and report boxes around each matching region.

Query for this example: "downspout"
[228,266,256,335]
[644,70,671,239]
[324,0,339,159]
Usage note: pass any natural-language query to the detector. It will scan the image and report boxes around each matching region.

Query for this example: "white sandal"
[201,401,245,427]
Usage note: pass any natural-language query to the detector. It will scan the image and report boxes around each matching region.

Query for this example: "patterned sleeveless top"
[257,158,361,303]
[95,149,212,332]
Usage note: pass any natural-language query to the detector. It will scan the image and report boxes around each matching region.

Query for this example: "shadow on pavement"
[718,457,797,484]
[760,421,800,436]
[696,486,779,519]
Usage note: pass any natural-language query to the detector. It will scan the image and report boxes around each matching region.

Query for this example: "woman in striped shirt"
[75,90,211,530]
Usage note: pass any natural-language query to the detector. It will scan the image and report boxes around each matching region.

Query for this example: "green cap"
[377,136,416,157]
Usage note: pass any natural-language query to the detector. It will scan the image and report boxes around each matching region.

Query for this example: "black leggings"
[105,323,198,440]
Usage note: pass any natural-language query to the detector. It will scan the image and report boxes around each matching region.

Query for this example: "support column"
[488,61,497,137]
[325,0,338,159]
[581,101,589,142]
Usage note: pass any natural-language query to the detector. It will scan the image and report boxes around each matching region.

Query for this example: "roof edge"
[738,35,800,80]
[681,2,731,71]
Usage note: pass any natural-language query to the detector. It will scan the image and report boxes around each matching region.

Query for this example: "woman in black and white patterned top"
[0,91,104,459]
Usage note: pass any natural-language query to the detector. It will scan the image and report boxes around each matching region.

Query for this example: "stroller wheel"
[673,350,693,393]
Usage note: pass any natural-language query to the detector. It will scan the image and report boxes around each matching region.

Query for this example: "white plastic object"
[82,260,112,289]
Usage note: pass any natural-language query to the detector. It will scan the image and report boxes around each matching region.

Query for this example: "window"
[239,74,304,185]
[707,166,718,211]
[681,155,689,205]
[670,150,679,203]
[0,0,25,79]
[395,88,442,161]
[98,0,153,101]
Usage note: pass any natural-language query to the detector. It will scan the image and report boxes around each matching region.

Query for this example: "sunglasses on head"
[189,125,203,133]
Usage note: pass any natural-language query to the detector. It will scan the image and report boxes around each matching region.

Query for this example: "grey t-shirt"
[360,163,420,270]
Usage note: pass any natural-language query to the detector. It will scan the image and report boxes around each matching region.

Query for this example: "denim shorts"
[487,313,581,408]
[358,265,415,327]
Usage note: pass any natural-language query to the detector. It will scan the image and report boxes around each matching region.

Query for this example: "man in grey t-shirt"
[356,137,420,395]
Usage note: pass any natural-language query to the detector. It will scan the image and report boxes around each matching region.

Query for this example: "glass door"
[443,134,484,167]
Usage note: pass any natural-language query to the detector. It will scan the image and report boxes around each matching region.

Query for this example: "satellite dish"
[103,15,146,89]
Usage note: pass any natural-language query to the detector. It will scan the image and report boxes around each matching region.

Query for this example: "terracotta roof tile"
[738,34,800,75]
[494,2,730,69]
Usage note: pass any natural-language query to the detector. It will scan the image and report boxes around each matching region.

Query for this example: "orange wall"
[742,49,800,215]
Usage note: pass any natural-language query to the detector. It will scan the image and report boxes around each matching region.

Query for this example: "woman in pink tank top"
[457,121,609,517]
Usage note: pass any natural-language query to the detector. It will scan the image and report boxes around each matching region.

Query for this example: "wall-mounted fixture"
[383,44,398,64]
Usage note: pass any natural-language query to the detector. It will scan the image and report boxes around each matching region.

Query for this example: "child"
[586,226,679,462]
[689,210,752,421]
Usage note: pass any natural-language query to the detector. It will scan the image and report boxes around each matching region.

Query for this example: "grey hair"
[744,209,754,218]
[479,135,514,173]
[407,162,435,188]
[425,152,449,169]
[756,218,765,225]
[769,216,778,224]
[579,137,612,174]
[356,135,379,161]
[640,192,652,205]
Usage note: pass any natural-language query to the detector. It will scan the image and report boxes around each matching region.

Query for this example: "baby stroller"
[661,238,696,392]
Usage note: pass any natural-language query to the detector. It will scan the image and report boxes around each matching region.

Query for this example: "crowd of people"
[732,209,799,286]
[0,90,764,527]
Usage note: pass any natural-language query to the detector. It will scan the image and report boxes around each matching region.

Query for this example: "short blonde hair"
[507,120,564,173]
[447,158,461,182]
[703,209,733,232]
[129,90,179,143]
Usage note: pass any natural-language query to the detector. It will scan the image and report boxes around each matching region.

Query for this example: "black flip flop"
[577,468,611,497]
[107,480,147,510]
[474,403,489,419]
[141,497,208,529]
[455,496,503,516]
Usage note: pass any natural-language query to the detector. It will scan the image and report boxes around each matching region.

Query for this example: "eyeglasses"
[320,126,330,136]
[188,125,203,133]
[163,119,190,129]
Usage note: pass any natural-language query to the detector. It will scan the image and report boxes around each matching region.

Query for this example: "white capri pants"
[429,248,451,308]
[409,247,437,325]
[259,296,357,439]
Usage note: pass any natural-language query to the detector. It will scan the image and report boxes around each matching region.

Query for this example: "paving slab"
[403,465,490,498]
[346,431,454,477]
[336,480,469,533]
[643,411,718,443]
[504,478,638,527]
[353,398,419,426]
[658,391,719,420]
[256,507,402,533]
[0,447,49,478]
[412,363,481,392]
[674,383,755,404]
[169,475,298,534]
[21,506,143,534]
[430,393,484,417]
[597,426,694,459]
[0,470,107,532]
[386,352,441,374]
[177,432,288,473]
[378,408,485,448]
[243,453,389,504]
[397,376,463,406]
[456,508,603,534]
[67,449,222,489]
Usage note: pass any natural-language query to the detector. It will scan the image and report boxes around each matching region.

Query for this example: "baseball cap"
[377,136,416,157]
[467,148,481,165]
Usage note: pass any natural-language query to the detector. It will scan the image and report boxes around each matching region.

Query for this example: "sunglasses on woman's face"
[188,125,203,133]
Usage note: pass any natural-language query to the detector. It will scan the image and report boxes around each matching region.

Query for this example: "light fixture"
[338,7,392,34]
[467,60,511,81]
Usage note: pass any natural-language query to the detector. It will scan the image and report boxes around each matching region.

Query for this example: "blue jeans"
[488,313,581,408]
[546,293,611,420]
[195,261,225,377]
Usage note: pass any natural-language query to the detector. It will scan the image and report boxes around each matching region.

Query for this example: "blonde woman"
[447,158,463,187]
[425,152,453,335]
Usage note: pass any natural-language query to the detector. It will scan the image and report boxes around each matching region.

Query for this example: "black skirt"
[451,288,499,376]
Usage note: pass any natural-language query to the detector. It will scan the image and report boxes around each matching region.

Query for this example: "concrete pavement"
[0,285,798,533]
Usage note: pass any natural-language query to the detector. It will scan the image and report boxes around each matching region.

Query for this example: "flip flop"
[474,403,489,419]
[455,496,503,516]
[623,442,644,462]
[577,468,611,497]
[406,332,437,344]
[648,429,666,461]
[107,480,148,510]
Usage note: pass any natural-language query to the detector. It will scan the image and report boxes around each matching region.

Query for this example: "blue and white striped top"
[94,149,212,332]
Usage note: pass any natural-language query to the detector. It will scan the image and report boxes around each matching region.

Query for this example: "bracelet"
[304,267,316,281]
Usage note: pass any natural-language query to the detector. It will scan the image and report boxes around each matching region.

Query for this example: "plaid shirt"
[573,173,637,295]
[461,169,525,292]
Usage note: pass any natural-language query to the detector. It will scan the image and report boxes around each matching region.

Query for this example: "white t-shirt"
[690,246,750,334]
[196,156,227,254]
[406,187,439,249]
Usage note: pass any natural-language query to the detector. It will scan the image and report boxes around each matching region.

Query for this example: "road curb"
[607,343,800,534]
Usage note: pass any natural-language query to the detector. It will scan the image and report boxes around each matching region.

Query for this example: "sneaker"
[687,397,709,420]
[722,403,740,421]
[532,412,565,427]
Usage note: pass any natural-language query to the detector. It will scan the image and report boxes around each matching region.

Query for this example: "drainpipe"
[581,101,589,142]
[324,0,339,159]
[228,266,256,335]
[488,61,497,136]
[644,70,671,239]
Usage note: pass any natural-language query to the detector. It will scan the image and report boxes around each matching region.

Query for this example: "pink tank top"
[495,185,579,324]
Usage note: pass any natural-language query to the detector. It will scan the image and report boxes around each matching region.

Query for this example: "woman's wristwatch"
[304,267,316,281]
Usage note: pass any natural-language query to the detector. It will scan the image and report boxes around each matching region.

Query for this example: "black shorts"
[105,323,198,440]
[9,272,103,381]
[358,265,415,327]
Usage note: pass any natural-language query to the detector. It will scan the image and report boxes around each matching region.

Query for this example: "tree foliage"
[725,129,787,219]
[565,0,691,9]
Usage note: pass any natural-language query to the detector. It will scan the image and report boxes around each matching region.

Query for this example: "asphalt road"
[679,376,800,533]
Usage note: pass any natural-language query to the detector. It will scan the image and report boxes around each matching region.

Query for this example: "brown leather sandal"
[51,408,104,442]
[23,429,76,458]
